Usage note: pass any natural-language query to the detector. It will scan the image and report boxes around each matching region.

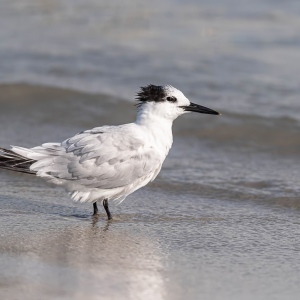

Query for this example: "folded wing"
[29,126,162,190]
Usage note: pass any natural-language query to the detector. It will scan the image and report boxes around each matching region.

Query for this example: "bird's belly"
[50,168,157,204]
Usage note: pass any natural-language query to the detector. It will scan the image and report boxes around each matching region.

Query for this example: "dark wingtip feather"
[0,147,36,175]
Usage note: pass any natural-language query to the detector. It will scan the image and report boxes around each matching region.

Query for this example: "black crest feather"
[136,85,166,106]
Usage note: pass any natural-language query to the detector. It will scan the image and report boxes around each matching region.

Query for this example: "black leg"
[103,199,112,220]
[93,202,98,215]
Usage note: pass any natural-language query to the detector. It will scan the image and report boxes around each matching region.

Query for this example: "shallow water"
[0,0,300,299]
[0,85,299,300]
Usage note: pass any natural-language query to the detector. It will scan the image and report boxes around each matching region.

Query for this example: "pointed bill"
[181,102,220,115]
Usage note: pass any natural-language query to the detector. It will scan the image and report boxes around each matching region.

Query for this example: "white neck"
[135,108,173,127]
[135,108,173,156]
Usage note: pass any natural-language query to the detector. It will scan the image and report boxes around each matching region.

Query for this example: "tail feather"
[0,147,37,175]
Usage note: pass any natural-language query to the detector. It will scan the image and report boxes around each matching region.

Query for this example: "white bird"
[0,85,219,219]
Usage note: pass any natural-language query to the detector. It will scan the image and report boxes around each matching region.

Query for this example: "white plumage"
[0,85,219,219]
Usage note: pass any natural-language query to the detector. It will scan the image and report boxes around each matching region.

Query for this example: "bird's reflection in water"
[6,215,166,300]
[91,214,111,231]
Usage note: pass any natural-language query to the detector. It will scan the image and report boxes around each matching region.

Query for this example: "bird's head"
[135,84,220,123]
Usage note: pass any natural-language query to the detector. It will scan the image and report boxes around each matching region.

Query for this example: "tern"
[0,85,219,219]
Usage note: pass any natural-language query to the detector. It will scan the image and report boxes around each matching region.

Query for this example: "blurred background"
[0,1,300,300]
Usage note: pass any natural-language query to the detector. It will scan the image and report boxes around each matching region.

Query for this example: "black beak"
[181,102,220,115]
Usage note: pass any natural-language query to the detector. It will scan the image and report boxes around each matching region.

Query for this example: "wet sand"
[0,84,300,300]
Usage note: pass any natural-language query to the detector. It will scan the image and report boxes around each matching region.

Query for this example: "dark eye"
[166,96,177,102]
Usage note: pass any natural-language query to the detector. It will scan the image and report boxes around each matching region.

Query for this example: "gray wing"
[32,126,162,189]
